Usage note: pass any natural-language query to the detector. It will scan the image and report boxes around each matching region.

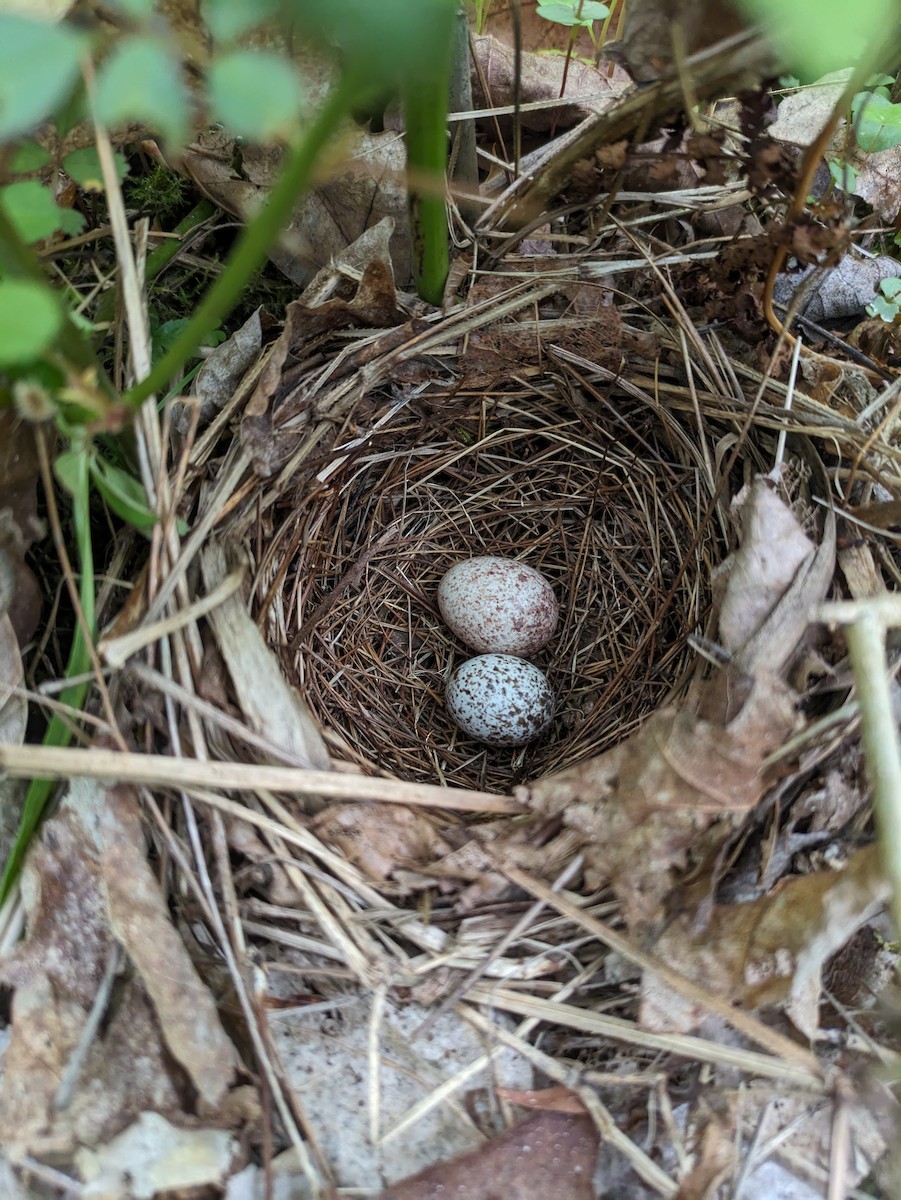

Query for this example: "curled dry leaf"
[239,219,401,476]
[519,669,799,927]
[177,306,264,434]
[75,1111,238,1200]
[470,35,629,133]
[717,480,814,654]
[0,778,243,1162]
[773,256,901,324]
[607,0,751,83]
[372,1112,599,1200]
[183,116,410,288]
[311,802,453,883]
[640,844,890,1037]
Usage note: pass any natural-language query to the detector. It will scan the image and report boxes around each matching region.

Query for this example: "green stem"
[404,70,453,306]
[123,71,365,410]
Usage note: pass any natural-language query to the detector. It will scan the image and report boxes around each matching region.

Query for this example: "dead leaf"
[471,34,629,133]
[717,480,814,654]
[640,845,890,1037]
[311,803,452,882]
[767,70,850,146]
[0,609,25,747]
[75,1111,238,1199]
[0,777,244,1161]
[184,118,411,289]
[373,1112,599,1200]
[607,0,751,83]
[674,1109,735,1200]
[773,255,901,324]
[520,668,799,926]
[267,995,531,1188]
[178,307,264,434]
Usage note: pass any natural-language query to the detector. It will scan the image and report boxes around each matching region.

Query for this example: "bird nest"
[264,381,724,793]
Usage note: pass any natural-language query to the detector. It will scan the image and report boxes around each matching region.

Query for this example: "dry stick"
[499,863,825,1080]
[0,743,520,813]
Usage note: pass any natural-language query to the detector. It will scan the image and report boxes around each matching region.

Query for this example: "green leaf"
[53,446,88,497]
[572,0,609,18]
[0,180,84,243]
[63,146,128,191]
[880,277,901,299]
[0,15,85,140]
[205,0,283,40]
[536,3,582,26]
[866,293,901,321]
[852,91,901,153]
[736,0,898,79]
[0,279,63,366]
[10,141,51,173]
[208,50,305,140]
[88,455,157,532]
[827,157,859,190]
[94,36,190,147]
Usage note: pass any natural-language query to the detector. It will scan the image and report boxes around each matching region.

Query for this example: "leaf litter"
[3,3,901,1198]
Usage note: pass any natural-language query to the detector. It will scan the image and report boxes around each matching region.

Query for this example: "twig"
[0,744,520,813]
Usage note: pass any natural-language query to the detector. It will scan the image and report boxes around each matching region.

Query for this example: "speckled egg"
[446,654,555,747]
[437,556,558,657]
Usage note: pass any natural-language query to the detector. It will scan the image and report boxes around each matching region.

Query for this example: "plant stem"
[843,612,901,937]
[123,70,365,409]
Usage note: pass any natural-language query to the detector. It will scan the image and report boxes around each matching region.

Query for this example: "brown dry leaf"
[717,479,814,653]
[640,844,890,1037]
[520,669,799,926]
[608,0,750,83]
[183,120,411,289]
[674,1107,735,1200]
[0,778,243,1161]
[373,1112,599,1200]
[240,221,401,475]
[471,35,629,133]
[311,803,452,883]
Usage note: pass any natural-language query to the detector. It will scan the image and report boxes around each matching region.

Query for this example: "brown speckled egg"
[446,654,555,746]
[437,557,558,657]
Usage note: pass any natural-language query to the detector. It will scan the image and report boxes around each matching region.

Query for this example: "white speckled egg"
[446,654,555,746]
[437,557,558,657]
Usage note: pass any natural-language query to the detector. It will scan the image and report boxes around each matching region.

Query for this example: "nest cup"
[273,384,722,793]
